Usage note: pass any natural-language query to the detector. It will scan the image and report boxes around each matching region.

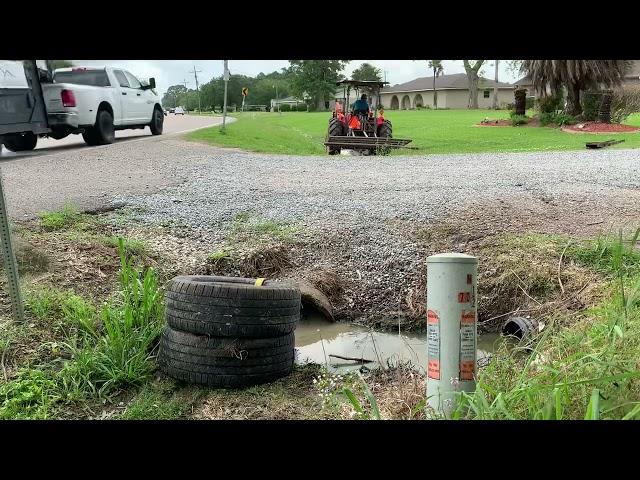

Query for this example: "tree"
[162,84,187,108]
[352,63,382,82]
[463,60,485,109]
[288,60,349,111]
[50,60,73,69]
[519,60,631,116]
[427,60,444,109]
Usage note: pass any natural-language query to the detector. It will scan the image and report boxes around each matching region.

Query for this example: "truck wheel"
[149,106,164,135]
[2,132,37,152]
[83,109,115,146]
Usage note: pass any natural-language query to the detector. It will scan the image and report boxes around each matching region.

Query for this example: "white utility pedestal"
[425,252,478,418]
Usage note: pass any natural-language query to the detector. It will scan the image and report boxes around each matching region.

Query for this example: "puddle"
[295,312,505,373]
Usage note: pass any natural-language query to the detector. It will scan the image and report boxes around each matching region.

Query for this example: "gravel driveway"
[5,128,640,325]
[110,143,640,325]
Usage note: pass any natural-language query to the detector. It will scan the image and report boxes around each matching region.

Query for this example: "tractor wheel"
[326,118,343,155]
[376,120,393,155]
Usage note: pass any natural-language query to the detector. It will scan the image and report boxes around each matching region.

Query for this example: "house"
[270,96,305,111]
[514,75,536,97]
[380,73,515,110]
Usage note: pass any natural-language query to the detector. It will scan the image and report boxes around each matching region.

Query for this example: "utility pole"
[189,66,202,112]
[493,60,499,109]
[182,79,189,110]
[222,60,229,132]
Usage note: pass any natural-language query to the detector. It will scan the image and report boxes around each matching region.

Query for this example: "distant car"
[169,108,175,114]
[174,107,185,115]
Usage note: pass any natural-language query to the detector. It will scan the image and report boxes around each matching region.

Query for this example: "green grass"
[1,238,165,418]
[186,110,640,156]
[119,380,203,420]
[230,212,300,243]
[38,203,81,231]
[451,232,640,420]
[102,236,148,256]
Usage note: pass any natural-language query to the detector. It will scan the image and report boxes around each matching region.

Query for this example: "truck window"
[123,71,142,89]
[53,69,111,87]
[113,70,130,88]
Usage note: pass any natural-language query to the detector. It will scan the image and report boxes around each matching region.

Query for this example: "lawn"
[187,110,640,155]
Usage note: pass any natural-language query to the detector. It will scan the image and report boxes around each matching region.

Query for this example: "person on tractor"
[352,94,370,115]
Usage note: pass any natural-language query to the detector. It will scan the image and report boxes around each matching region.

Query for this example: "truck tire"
[165,275,300,338]
[158,326,295,388]
[2,132,37,152]
[83,109,115,146]
[149,106,164,135]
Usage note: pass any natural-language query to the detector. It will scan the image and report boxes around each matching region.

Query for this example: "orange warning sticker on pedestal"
[427,309,440,380]
[460,361,475,380]
[459,310,476,381]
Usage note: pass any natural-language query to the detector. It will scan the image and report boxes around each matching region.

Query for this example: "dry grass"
[205,244,293,278]
[193,364,339,420]
[307,268,345,300]
[366,363,427,419]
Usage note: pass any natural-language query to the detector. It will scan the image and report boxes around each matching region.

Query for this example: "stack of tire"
[159,276,301,388]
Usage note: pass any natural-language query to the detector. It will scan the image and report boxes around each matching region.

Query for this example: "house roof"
[514,75,533,85]
[382,73,513,93]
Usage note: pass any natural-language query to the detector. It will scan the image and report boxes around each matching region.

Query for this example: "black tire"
[158,326,295,388]
[150,106,164,135]
[326,118,344,155]
[83,109,115,146]
[2,132,37,152]
[165,275,300,337]
[376,120,393,155]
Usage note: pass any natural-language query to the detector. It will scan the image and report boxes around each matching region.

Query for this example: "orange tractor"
[324,80,412,155]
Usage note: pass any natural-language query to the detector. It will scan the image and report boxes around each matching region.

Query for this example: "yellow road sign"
[242,87,248,96]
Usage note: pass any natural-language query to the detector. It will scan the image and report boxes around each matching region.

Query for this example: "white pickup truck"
[2,66,164,151]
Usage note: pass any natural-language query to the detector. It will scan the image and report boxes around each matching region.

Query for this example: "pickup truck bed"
[40,66,163,147]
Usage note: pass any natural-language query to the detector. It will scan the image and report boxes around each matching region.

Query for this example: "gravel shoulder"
[103,142,640,327]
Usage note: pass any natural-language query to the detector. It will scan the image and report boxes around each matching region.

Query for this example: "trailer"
[0,60,51,151]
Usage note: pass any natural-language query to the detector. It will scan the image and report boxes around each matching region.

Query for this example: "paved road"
[0,114,222,160]
[1,115,229,218]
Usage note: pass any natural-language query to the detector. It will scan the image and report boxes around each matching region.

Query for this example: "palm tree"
[520,60,631,116]
[427,60,444,109]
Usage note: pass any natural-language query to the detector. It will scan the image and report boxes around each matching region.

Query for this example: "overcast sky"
[73,60,521,97]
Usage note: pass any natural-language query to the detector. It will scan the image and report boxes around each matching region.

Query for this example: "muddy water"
[294,313,504,373]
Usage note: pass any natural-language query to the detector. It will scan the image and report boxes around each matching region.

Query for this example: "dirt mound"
[562,122,640,134]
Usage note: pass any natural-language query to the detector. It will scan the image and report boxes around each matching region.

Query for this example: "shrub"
[509,112,528,126]
[582,91,602,121]
[611,86,640,123]
[526,97,535,109]
[537,90,565,114]
[540,111,577,127]
[279,104,291,112]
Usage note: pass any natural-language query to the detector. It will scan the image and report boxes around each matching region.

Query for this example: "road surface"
[0,114,222,160]
[0,114,229,218]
